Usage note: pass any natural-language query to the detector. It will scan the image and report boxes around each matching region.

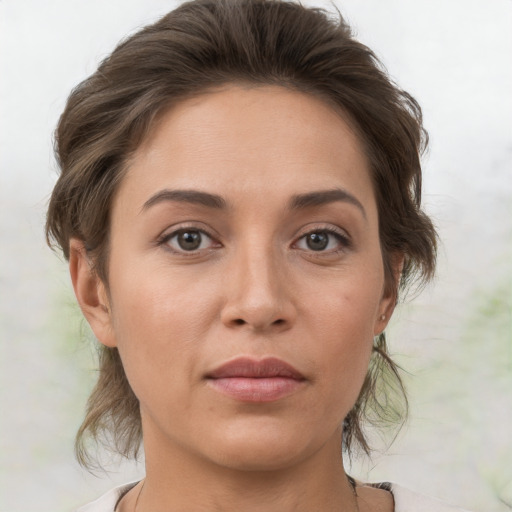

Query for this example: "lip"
[205,357,306,403]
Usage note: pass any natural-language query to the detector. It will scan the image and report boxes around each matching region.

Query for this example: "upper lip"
[206,357,305,380]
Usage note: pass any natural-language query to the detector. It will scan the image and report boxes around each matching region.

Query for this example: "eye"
[163,228,217,253]
[295,229,350,252]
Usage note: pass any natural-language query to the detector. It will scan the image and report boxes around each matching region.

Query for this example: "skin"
[70,85,397,511]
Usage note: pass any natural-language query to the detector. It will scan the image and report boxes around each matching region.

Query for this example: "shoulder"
[75,482,138,512]
[389,483,472,512]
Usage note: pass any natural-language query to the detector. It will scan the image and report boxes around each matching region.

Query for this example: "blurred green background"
[1,0,511,510]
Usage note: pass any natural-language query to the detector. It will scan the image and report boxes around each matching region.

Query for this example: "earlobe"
[374,252,405,336]
[69,238,117,348]
[373,303,395,336]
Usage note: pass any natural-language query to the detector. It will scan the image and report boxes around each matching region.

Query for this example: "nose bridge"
[241,238,279,300]
[222,233,293,330]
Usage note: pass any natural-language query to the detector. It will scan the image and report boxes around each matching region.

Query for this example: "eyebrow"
[141,187,366,219]
[289,189,367,219]
[141,189,227,212]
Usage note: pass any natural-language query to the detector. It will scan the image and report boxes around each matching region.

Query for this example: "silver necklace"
[133,480,145,512]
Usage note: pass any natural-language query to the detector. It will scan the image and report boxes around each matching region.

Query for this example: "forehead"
[117,85,375,214]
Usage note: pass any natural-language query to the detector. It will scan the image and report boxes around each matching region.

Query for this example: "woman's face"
[82,85,395,470]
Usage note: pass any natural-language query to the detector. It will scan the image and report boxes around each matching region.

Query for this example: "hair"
[46,0,437,468]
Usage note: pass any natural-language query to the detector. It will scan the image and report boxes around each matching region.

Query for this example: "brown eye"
[295,229,350,253]
[177,231,202,251]
[305,232,329,251]
[164,229,216,253]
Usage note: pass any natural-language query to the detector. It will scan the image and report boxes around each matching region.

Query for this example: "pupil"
[178,231,201,250]
[307,232,328,251]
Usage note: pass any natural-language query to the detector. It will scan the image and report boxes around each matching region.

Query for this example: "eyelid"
[155,222,351,255]
[157,223,221,254]
[292,225,352,252]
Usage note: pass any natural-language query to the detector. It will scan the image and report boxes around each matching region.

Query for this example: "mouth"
[205,357,306,403]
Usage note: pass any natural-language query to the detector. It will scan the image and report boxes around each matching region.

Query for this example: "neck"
[136,421,357,512]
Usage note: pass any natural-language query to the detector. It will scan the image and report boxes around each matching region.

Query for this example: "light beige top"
[76,481,472,511]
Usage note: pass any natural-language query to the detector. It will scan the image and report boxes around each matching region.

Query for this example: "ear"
[373,252,404,336]
[69,238,117,348]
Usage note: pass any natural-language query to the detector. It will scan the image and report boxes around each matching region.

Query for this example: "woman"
[46,0,470,510]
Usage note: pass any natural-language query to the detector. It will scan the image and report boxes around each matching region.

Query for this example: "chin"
[201,418,327,472]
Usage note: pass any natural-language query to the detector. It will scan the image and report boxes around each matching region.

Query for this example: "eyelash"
[157,225,219,256]
[293,227,352,254]
[156,225,352,256]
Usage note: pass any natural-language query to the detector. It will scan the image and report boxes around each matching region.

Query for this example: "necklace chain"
[133,480,145,512]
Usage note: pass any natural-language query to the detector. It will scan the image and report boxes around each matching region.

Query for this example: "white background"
[1,1,511,511]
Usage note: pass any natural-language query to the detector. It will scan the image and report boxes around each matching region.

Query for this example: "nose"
[220,242,296,333]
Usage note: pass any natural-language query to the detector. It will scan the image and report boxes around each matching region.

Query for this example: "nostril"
[233,319,245,326]
[273,319,285,325]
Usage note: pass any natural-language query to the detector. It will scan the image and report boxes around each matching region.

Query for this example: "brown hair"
[46,0,437,467]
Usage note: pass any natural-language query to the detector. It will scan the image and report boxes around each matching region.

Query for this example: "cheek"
[110,259,217,337]
[308,263,382,345]
[307,270,382,408]
[106,265,220,397]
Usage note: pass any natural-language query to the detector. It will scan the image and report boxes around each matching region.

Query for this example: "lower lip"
[207,377,304,402]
